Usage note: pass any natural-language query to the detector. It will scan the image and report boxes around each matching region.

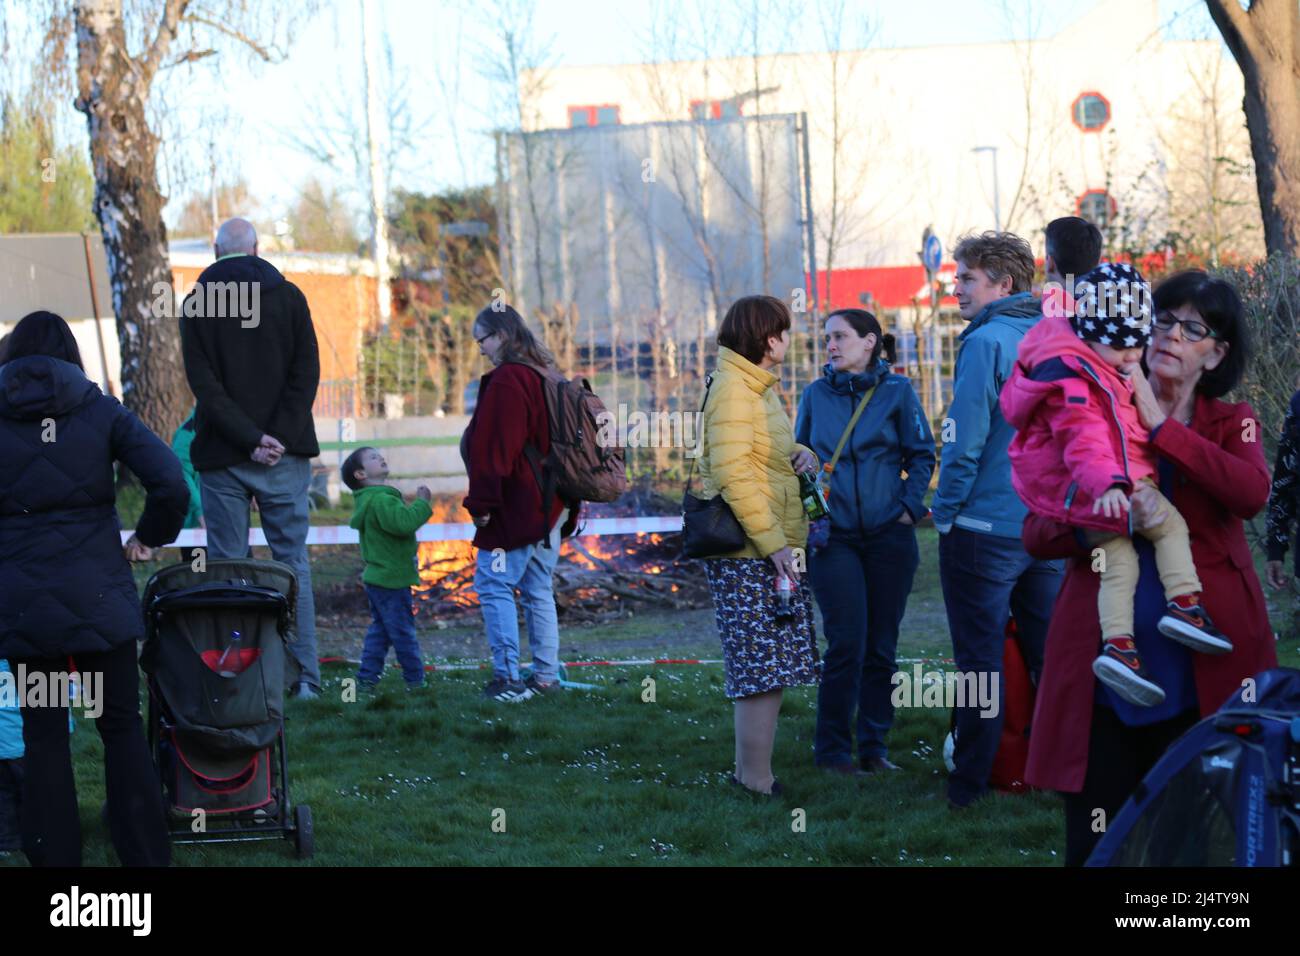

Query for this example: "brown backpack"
[523,366,627,540]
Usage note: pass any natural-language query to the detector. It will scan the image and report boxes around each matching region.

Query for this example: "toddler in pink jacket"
[1001,263,1231,707]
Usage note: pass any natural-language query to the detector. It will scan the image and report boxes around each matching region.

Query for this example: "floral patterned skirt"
[703,557,821,699]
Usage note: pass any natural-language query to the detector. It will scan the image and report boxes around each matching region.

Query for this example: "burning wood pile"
[409,501,709,623]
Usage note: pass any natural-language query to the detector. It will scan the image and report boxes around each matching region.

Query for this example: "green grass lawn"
[9,511,1299,866]
[3,664,1064,867]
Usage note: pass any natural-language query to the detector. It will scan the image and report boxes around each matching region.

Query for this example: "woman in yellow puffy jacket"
[695,295,821,796]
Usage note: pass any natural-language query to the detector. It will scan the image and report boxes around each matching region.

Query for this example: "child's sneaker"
[1158,595,1234,654]
[524,674,563,696]
[482,677,534,703]
[1092,636,1167,707]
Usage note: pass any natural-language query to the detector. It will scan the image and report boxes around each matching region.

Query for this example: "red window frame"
[1075,189,1118,225]
[689,99,742,121]
[1071,91,1111,132]
[567,104,621,128]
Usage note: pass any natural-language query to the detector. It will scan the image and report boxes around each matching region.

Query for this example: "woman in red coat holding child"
[1021,271,1277,865]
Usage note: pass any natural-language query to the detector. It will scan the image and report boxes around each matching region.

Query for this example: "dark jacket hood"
[961,291,1041,340]
[820,357,892,395]
[0,356,100,421]
[195,253,286,291]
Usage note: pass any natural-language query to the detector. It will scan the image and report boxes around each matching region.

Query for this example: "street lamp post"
[972,146,1001,232]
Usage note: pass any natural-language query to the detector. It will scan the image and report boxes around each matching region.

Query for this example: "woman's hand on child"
[1092,487,1130,519]
[1129,484,1168,532]
[1123,362,1168,431]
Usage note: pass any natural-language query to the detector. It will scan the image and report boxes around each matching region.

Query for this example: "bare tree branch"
[141,0,189,90]
[181,10,286,62]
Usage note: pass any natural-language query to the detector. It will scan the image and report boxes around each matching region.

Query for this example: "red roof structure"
[809,264,958,312]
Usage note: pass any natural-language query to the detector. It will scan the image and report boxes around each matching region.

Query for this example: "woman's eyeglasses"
[1153,312,1217,342]
[474,331,496,346]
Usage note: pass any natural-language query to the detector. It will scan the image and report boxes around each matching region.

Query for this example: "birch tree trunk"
[74,0,189,439]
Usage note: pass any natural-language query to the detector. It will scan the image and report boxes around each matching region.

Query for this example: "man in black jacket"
[179,218,322,698]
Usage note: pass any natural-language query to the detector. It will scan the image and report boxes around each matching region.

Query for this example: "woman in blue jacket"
[795,309,935,774]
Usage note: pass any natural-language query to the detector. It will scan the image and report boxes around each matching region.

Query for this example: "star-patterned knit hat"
[1070,262,1153,350]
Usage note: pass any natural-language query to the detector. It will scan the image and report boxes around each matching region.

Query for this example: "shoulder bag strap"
[824,384,877,477]
[684,373,715,496]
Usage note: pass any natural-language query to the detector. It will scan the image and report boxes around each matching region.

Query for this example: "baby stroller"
[140,558,313,859]
[1087,667,1300,867]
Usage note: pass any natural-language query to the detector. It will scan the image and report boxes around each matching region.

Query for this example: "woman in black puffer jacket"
[0,311,189,866]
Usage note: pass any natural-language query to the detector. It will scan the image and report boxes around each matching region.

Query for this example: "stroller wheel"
[293,804,314,860]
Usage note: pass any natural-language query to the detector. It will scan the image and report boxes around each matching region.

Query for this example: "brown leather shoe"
[861,756,902,773]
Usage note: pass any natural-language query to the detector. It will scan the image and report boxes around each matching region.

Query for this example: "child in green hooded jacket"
[344,447,433,689]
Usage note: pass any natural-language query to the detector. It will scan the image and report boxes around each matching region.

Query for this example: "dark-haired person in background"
[1043,216,1103,290]
[932,231,1064,809]
[1023,271,1277,865]
[694,295,820,796]
[1041,216,1103,322]
[462,304,579,704]
[795,309,934,775]
[0,311,189,865]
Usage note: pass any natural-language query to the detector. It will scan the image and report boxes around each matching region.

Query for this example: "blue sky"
[16,0,1221,231]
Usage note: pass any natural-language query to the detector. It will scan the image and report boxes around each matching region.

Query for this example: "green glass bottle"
[799,471,829,520]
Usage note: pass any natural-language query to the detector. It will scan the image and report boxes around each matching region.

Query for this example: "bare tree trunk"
[417,307,447,413]
[447,312,475,414]
[538,303,576,373]
[74,0,190,439]
[1206,0,1300,259]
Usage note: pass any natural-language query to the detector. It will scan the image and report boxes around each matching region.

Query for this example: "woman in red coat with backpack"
[461,305,578,704]
[1022,271,1277,865]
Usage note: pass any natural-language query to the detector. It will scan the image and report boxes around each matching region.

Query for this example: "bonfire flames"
[412,502,710,623]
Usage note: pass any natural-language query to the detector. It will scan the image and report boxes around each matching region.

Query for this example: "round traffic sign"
[923,234,943,273]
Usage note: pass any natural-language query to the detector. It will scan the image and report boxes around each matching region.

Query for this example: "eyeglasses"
[1153,312,1218,343]
[474,331,496,346]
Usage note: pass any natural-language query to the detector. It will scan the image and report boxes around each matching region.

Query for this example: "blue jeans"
[358,585,424,686]
[473,521,562,683]
[199,456,319,690]
[939,527,1062,805]
[811,523,919,765]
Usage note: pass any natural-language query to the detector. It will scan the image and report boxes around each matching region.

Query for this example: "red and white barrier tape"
[319,655,722,672]
[316,654,953,671]
[122,514,685,548]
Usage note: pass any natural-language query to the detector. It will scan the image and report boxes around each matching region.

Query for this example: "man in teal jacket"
[934,231,1064,809]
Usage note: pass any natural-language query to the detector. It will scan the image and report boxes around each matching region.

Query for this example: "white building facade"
[521,0,1245,270]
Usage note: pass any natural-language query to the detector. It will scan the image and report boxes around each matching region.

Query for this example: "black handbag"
[681,374,747,559]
